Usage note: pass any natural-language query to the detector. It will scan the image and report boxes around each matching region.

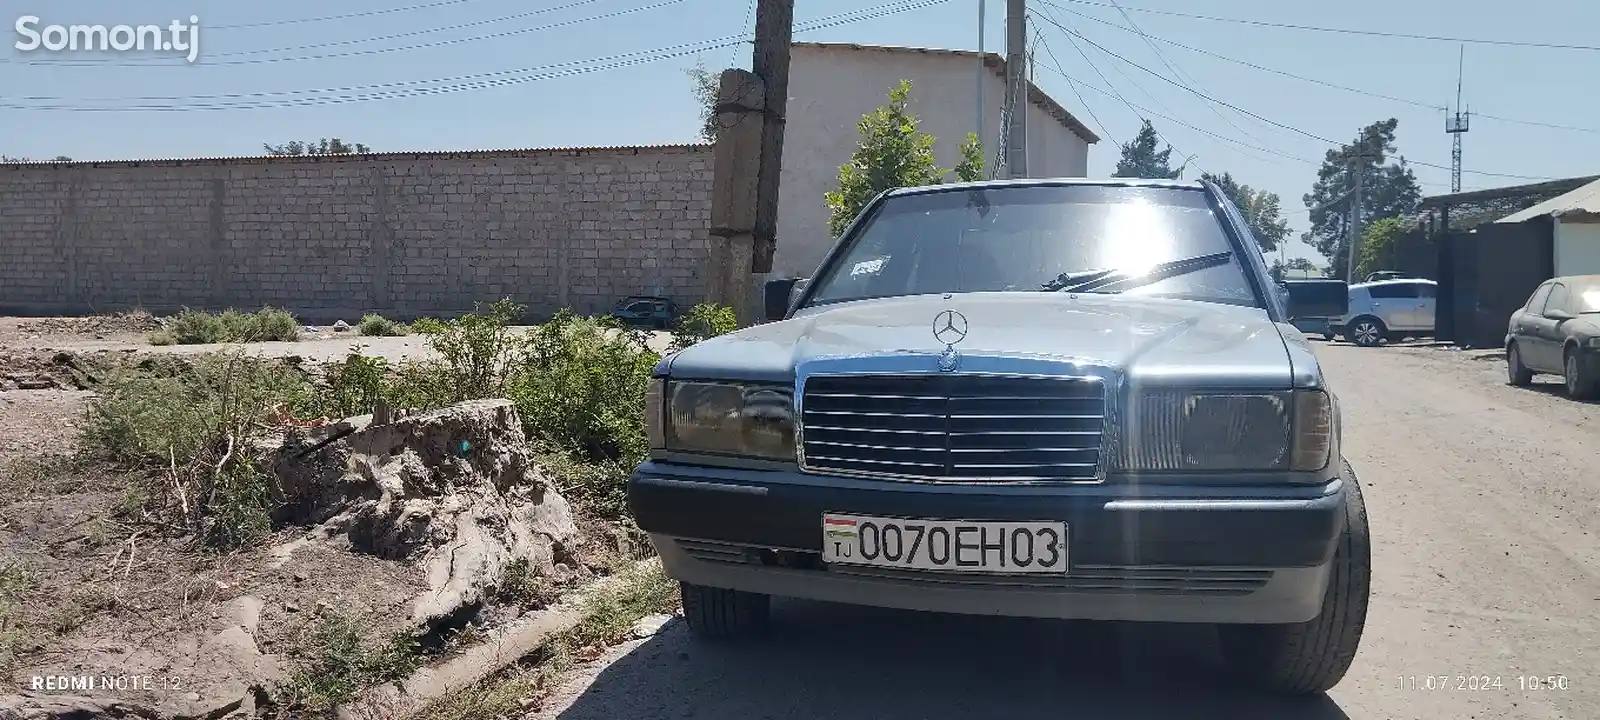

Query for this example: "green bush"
[514,311,659,466]
[427,299,527,402]
[356,313,407,337]
[152,307,301,345]
[407,317,448,335]
[81,352,315,549]
[668,303,738,354]
[317,352,392,420]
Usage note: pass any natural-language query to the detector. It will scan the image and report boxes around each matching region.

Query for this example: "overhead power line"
[209,0,487,30]
[1031,24,1117,147]
[1044,0,1600,53]
[1032,12,1554,182]
[1098,0,1273,154]
[2,0,952,112]
[1046,2,1600,135]
[1034,13,1201,174]
[7,0,662,67]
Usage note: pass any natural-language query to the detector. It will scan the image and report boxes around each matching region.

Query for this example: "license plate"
[821,514,1068,574]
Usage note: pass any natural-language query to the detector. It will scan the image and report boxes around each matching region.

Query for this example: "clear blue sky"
[5,0,1598,264]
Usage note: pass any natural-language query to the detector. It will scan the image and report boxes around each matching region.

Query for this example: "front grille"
[800,373,1107,482]
[674,539,1269,595]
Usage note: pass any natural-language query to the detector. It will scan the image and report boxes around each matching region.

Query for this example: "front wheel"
[1220,460,1371,695]
[681,582,770,640]
[1507,344,1533,386]
[1345,317,1385,347]
[1564,348,1598,400]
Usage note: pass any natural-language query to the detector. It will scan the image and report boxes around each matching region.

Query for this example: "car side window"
[1544,283,1569,315]
[1415,283,1436,299]
[1367,283,1416,299]
[1526,283,1553,311]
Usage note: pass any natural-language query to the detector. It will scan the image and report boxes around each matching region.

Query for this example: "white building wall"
[1553,218,1600,276]
[773,45,1093,280]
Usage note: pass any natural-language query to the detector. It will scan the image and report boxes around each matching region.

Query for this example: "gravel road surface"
[527,341,1599,720]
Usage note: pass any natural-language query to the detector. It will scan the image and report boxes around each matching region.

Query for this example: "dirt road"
[526,341,1599,720]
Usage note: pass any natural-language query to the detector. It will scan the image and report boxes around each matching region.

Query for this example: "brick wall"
[0,145,713,321]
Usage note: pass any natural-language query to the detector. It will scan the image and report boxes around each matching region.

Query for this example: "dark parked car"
[1283,279,1350,341]
[629,178,1370,695]
[1506,275,1600,398]
[608,295,677,329]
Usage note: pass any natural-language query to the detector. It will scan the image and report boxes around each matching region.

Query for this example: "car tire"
[1220,459,1370,695]
[680,582,770,640]
[1507,343,1534,386]
[1344,316,1385,347]
[1563,347,1598,400]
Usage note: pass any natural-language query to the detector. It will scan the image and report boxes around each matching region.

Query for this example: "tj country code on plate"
[821,513,1068,574]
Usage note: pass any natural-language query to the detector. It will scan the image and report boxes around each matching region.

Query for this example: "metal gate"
[1435,217,1554,348]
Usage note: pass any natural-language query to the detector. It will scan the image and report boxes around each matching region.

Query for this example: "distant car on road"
[1283,279,1349,341]
[609,295,677,330]
[1505,275,1600,399]
[1333,279,1437,347]
[1363,270,1410,283]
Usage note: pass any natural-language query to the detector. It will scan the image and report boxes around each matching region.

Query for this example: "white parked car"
[1333,279,1438,347]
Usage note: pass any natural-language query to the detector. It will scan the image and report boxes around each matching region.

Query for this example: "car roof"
[1351,278,1436,290]
[885,177,1204,198]
[1549,274,1600,285]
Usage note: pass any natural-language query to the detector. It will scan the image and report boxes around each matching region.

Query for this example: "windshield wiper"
[1042,251,1234,294]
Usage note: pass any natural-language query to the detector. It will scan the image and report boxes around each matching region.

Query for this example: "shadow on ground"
[551,599,1350,720]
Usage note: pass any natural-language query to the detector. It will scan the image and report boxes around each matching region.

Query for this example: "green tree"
[1113,119,1183,179]
[1355,216,1408,279]
[824,80,985,237]
[263,138,371,156]
[1301,118,1421,276]
[686,60,719,143]
[1201,171,1291,253]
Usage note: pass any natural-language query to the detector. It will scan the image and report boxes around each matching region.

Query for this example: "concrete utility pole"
[1003,0,1028,179]
[706,0,792,324]
[976,0,986,145]
[749,0,792,277]
[1345,150,1368,284]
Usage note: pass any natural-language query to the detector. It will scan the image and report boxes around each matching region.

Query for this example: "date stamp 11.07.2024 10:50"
[1397,675,1572,692]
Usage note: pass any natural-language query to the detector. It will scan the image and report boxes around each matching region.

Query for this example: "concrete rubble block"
[266,399,581,630]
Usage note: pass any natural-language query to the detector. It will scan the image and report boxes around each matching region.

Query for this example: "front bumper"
[629,462,1348,624]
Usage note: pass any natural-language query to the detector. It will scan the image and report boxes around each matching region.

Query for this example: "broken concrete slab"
[267,399,581,631]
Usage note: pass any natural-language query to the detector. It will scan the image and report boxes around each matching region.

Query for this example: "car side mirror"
[1274,281,1291,310]
[1546,308,1574,321]
[764,278,801,322]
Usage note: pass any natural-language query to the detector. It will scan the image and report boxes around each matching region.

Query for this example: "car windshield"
[1572,281,1600,313]
[804,184,1260,308]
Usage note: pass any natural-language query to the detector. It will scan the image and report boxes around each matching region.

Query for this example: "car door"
[1367,282,1419,331]
[1510,282,1553,368]
[1534,282,1574,371]
[1413,281,1438,333]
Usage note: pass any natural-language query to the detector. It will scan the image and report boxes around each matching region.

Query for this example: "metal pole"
[976,0,986,144]
[1346,155,1366,284]
[1004,0,1028,178]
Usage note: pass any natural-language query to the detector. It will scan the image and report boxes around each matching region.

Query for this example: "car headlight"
[1118,390,1332,473]
[1585,337,1600,349]
[646,378,795,460]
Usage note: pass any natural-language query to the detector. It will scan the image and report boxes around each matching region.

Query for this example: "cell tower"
[1445,46,1470,193]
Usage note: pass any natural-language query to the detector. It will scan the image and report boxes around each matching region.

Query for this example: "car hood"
[664,293,1296,389]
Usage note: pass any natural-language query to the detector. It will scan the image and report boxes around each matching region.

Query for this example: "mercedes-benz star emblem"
[932,310,969,346]
[933,310,967,372]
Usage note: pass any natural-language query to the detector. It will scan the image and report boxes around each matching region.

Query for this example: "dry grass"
[407,561,678,720]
